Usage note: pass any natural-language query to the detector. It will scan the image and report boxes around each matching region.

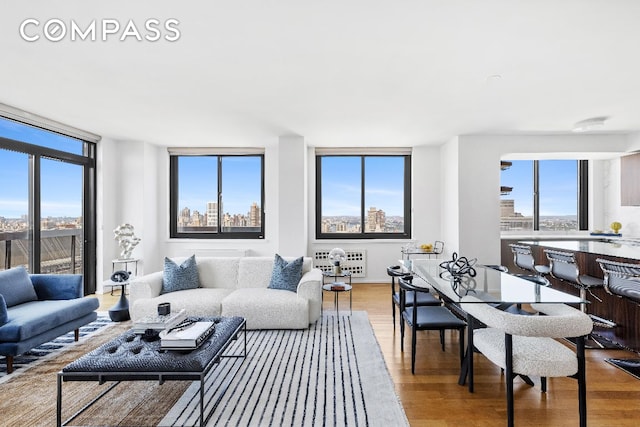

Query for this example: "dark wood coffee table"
[56,316,246,427]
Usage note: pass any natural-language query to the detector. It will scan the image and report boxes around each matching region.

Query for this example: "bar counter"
[514,239,640,353]
[524,239,640,262]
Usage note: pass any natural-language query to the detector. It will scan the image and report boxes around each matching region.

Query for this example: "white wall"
[96,137,120,292]
[98,132,634,288]
[440,137,460,257]
[277,135,308,256]
[96,140,161,291]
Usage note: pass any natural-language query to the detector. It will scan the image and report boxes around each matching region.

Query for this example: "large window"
[0,115,97,294]
[316,154,411,239]
[500,159,587,232]
[169,153,264,239]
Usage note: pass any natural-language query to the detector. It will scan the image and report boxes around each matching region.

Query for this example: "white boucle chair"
[461,296,593,427]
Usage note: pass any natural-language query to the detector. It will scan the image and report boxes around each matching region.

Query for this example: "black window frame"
[502,159,588,232]
[315,154,412,240]
[0,128,97,295]
[169,154,265,239]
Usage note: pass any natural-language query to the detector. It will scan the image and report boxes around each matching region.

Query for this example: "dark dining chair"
[398,275,466,374]
[388,266,440,330]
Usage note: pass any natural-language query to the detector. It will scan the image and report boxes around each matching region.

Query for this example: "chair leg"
[458,327,465,365]
[74,329,80,341]
[6,356,13,374]
[400,316,405,352]
[391,277,396,330]
[505,334,515,427]
[440,329,445,351]
[576,336,587,427]
[411,326,417,375]
[541,377,547,393]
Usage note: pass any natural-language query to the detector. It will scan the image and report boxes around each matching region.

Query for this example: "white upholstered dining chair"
[461,296,593,427]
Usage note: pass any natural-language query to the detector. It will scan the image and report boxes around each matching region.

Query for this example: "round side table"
[322,282,353,317]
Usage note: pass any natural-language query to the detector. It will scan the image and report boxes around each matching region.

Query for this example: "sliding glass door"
[0,148,31,270]
[40,158,84,274]
[0,116,96,293]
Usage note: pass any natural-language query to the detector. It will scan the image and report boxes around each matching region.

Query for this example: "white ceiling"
[2,1,640,147]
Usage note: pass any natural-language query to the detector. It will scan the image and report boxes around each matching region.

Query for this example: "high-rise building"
[366,207,377,232]
[249,202,261,226]
[366,207,386,232]
[501,200,515,217]
[191,210,204,227]
[206,202,218,227]
[179,207,191,227]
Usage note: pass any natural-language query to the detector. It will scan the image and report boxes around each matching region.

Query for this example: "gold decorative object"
[610,221,622,234]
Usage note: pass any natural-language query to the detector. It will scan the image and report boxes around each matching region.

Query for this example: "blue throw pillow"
[162,255,200,294]
[268,254,304,292]
[0,266,38,307]
[0,294,8,326]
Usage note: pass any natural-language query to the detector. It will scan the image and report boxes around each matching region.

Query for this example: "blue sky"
[178,155,261,216]
[0,118,83,218]
[501,159,577,217]
[321,156,405,217]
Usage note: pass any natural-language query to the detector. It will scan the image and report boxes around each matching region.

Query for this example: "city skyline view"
[176,155,262,227]
[500,159,579,231]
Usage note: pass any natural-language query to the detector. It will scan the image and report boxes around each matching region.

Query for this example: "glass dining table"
[401,258,588,392]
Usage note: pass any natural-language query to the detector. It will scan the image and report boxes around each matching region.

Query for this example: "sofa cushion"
[195,257,240,289]
[221,288,309,329]
[0,298,99,342]
[0,294,8,326]
[0,266,38,307]
[131,288,233,321]
[162,255,200,294]
[268,254,304,292]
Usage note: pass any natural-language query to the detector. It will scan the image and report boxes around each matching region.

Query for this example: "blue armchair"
[0,266,99,374]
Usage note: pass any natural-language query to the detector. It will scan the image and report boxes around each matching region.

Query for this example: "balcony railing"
[0,228,83,274]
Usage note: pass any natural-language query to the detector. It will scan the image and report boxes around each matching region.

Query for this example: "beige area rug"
[0,320,190,427]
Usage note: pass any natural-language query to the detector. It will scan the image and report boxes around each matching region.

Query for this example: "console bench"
[57,316,246,427]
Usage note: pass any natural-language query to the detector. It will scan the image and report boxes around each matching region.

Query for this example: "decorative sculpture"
[439,252,477,297]
[113,223,141,260]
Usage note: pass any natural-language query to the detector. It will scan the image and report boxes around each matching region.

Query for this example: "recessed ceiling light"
[572,116,608,132]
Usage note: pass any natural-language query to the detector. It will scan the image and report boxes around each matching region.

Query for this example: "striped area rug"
[161,311,408,427]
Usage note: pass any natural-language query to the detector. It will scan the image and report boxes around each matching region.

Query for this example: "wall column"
[278,135,308,256]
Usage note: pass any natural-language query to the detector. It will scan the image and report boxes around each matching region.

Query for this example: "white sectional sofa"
[129,256,323,329]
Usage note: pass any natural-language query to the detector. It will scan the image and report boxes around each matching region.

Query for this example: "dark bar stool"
[388,266,440,330]
[544,249,616,348]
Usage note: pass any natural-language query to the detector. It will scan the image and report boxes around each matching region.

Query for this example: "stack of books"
[132,308,187,334]
[159,321,216,350]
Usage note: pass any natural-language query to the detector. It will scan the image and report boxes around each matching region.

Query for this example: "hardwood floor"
[96,284,640,426]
